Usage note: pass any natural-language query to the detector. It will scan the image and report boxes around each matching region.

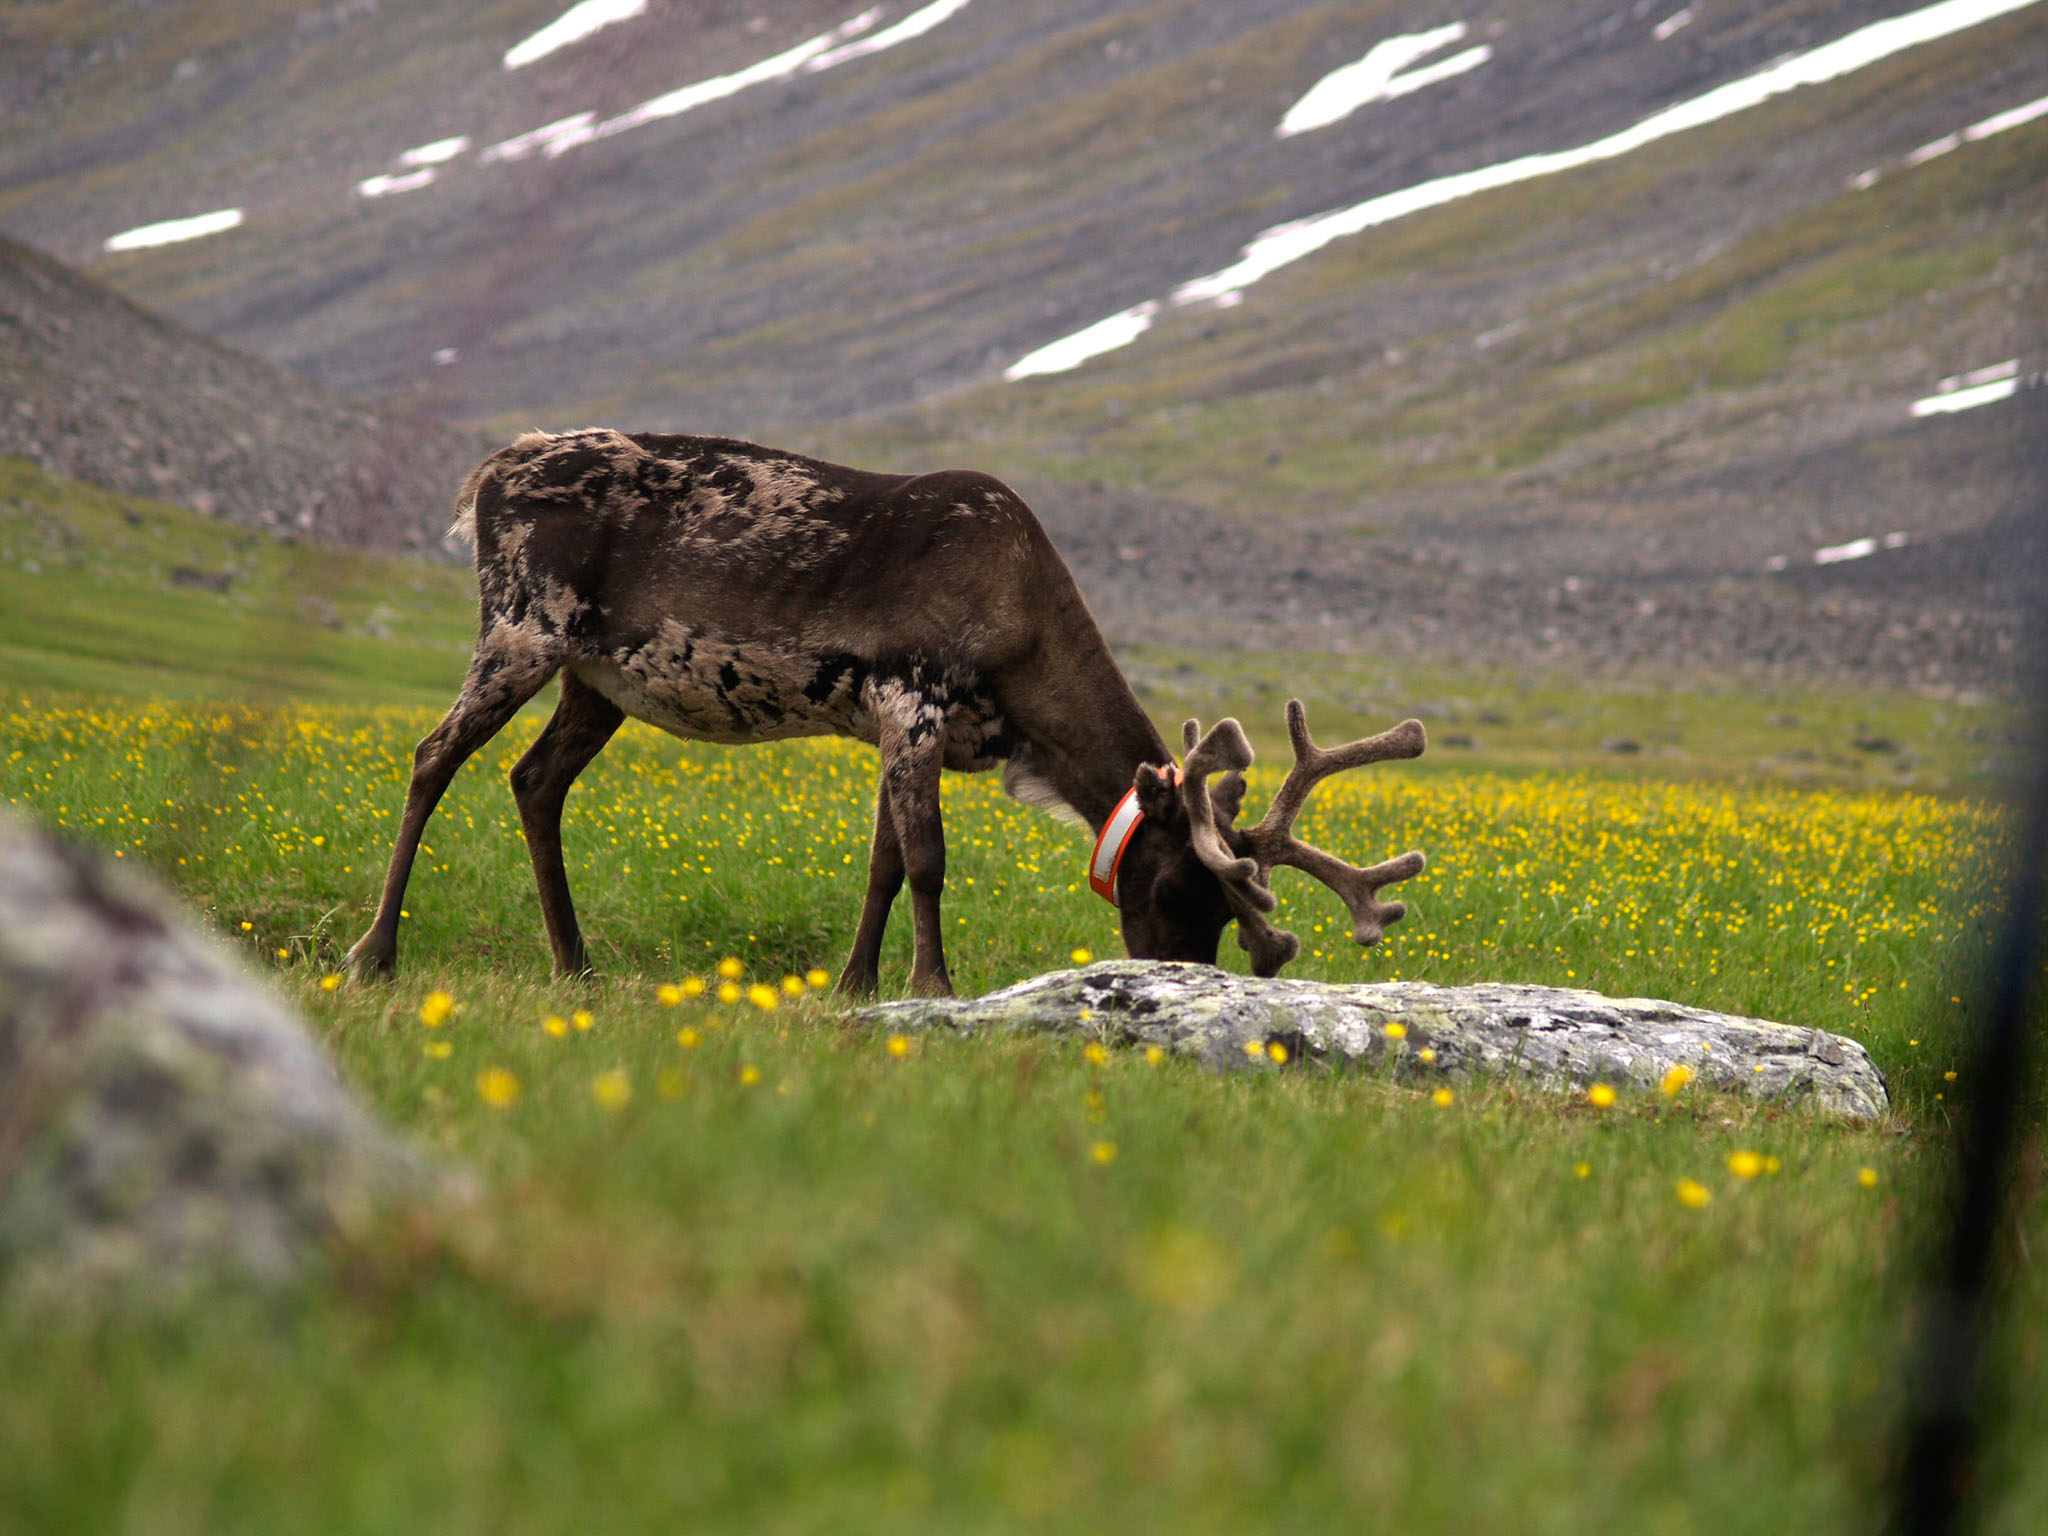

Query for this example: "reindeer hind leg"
[869,680,953,997]
[345,629,559,978]
[509,669,624,977]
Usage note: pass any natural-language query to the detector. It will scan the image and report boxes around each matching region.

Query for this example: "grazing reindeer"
[345,429,1426,993]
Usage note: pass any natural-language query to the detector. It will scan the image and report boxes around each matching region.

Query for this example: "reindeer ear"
[1133,763,1183,824]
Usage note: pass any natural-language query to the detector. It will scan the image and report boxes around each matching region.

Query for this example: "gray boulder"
[0,813,432,1299]
[860,960,1888,1121]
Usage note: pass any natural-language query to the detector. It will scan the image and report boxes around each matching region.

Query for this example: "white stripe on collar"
[1087,766,1179,907]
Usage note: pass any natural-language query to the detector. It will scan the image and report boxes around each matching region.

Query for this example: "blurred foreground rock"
[862,961,1889,1121]
[0,812,430,1298]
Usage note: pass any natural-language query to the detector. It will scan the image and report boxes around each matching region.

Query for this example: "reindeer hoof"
[835,970,879,999]
[343,935,396,980]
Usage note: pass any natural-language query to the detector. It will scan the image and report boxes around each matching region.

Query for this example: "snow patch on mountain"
[1912,360,2023,416]
[1005,302,1160,381]
[504,0,648,70]
[809,0,975,71]
[1850,90,2048,187]
[1277,23,1492,138]
[1008,0,2046,379]
[103,208,243,252]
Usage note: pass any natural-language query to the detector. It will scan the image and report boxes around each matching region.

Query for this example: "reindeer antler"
[1178,716,1298,975]
[1178,702,1427,976]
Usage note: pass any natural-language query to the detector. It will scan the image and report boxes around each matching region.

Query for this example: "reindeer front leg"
[869,688,953,996]
[837,783,903,997]
[345,637,555,979]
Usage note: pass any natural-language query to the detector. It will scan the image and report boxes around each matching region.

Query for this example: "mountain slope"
[0,234,484,547]
[2,0,2042,685]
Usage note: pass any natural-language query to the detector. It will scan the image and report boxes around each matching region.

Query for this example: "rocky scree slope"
[0,233,483,549]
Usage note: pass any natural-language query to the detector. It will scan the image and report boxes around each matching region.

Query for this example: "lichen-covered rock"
[860,961,1888,1121]
[0,813,431,1298]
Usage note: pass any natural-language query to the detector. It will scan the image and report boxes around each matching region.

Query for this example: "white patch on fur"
[1003,754,1086,828]
[447,496,478,544]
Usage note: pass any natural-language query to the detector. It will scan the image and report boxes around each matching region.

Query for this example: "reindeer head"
[1111,702,1427,976]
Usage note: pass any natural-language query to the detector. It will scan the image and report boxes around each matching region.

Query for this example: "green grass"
[0,455,478,706]
[0,461,2041,1532]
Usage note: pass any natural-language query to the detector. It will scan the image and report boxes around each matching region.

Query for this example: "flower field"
[2,695,2008,1087]
[1,691,2042,1534]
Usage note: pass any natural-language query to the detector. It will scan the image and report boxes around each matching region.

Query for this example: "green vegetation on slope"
[0,455,477,705]
[821,63,2048,519]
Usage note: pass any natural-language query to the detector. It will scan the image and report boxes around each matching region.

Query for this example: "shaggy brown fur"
[345,429,1425,993]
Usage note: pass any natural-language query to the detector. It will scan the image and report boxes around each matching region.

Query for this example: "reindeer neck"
[1028,636,1175,834]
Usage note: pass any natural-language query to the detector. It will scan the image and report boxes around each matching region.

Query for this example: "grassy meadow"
[1,461,2043,1533]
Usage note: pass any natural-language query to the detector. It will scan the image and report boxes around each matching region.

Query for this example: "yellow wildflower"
[1070,947,1092,965]
[716,956,744,980]
[1857,1167,1879,1189]
[1659,1064,1694,1097]
[543,1014,569,1038]
[806,968,830,990]
[657,983,684,1007]
[1090,1139,1118,1166]
[590,1069,632,1109]
[1727,1150,1764,1180]
[475,1067,520,1108]
[572,1009,594,1032]
[717,981,742,1005]
[1573,1161,1592,1179]
[677,1025,701,1049]
[1267,1041,1289,1065]
[1082,1041,1109,1066]
[423,1039,453,1060]
[747,982,778,1011]
[1418,1047,1437,1063]
[1588,1083,1617,1109]
[319,973,342,992]
[780,974,805,997]
[886,1033,913,1058]
[1143,1044,1166,1067]
[1676,1178,1712,1208]
[1432,1087,1455,1108]
[419,990,455,1028]
[682,976,706,998]
[1384,1022,1408,1041]
[738,1063,763,1086]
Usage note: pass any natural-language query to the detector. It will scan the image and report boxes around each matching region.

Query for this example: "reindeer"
[344,429,1426,994]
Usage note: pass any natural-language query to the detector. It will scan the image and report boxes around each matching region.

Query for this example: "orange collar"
[1088,765,1179,907]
